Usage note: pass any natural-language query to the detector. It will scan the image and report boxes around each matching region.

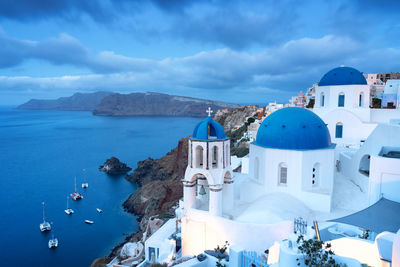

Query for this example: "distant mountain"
[92,92,242,117]
[17,92,113,111]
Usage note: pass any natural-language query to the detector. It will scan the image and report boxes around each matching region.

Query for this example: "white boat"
[40,202,51,232]
[48,233,58,249]
[64,196,74,215]
[85,220,94,224]
[81,168,89,189]
[96,208,103,213]
[70,176,83,200]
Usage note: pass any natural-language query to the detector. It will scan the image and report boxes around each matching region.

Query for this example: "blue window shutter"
[338,94,345,107]
[336,124,343,138]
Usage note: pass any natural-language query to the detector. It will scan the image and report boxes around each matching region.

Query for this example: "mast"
[74,176,77,192]
[66,196,69,209]
[42,202,46,223]
[83,168,86,183]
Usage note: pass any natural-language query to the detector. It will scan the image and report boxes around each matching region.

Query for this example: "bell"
[199,185,206,196]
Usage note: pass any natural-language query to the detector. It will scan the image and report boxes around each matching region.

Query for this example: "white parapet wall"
[181,208,293,257]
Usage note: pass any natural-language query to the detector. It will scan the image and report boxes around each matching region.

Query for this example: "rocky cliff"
[17,91,113,111]
[214,105,258,132]
[123,137,188,230]
[93,92,241,117]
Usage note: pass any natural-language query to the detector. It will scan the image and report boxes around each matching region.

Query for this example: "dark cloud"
[169,6,297,49]
[4,33,398,99]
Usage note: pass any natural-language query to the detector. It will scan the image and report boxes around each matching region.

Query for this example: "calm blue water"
[0,106,200,267]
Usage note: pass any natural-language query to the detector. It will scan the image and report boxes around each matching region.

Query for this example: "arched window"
[338,93,345,107]
[212,146,218,168]
[195,146,204,168]
[359,92,364,107]
[320,93,325,107]
[254,157,259,180]
[278,163,288,185]
[312,163,320,187]
[335,122,343,138]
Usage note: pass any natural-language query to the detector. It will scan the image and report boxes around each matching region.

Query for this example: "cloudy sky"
[1,0,400,105]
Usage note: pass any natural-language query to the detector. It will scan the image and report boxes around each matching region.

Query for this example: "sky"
[1,0,400,105]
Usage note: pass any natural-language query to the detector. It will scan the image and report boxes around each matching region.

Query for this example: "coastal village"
[90,67,400,267]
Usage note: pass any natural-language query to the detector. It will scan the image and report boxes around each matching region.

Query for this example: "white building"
[139,67,400,267]
[313,66,400,146]
[248,108,335,212]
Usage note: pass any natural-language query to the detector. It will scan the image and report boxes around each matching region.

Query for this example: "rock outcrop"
[93,92,241,117]
[17,91,113,111]
[99,157,132,176]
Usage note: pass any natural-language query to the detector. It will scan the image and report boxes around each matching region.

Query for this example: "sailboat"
[39,202,51,232]
[48,234,58,249]
[81,168,88,189]
[64,196,74,215]
[70,176,83,201]
[48,223,58,249]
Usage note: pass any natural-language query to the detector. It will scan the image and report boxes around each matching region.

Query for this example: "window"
[254,157,259,180]
[321,93,325,107]
[338,93,345,107]
[279,163,287,185]
[196,146,204,168]
[212,146,218,168]
[359,93,363,107]
[335,123,343,138]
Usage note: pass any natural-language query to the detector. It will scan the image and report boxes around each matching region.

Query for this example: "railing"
[294,217,307,235]
[242,251,268,267]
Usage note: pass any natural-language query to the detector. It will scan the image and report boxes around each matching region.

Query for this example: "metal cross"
[206,107,213,117]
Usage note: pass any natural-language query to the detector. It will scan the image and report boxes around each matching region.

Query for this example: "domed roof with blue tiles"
[254,108,332,150]
[191,115,227,141]
[319,66,367,86]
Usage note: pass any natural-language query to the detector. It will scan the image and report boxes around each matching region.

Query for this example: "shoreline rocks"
[99,157,132,176]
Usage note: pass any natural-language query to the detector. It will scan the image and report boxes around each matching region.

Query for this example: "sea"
[0,106,201,267]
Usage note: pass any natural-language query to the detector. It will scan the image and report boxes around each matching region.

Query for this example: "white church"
[116,66,400,267]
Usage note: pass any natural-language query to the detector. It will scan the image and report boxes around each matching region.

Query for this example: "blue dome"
[319,66,367,86]
[254,108,332,150]
[191,116,227,141]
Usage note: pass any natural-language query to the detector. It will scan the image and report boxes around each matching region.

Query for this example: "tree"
[306,99,315,108]
[296,235,345,267]
[371,98,381,108]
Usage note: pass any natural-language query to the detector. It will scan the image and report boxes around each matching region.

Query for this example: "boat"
[70,176,83,200]
[39,202,51,232]
[85,220,94,224]
[96,208,103,213]
[48,233,58,249]
[64,196,74,215]
[81,168,88,189]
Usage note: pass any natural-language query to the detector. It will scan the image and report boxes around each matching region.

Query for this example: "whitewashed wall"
[181,208,293,257]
